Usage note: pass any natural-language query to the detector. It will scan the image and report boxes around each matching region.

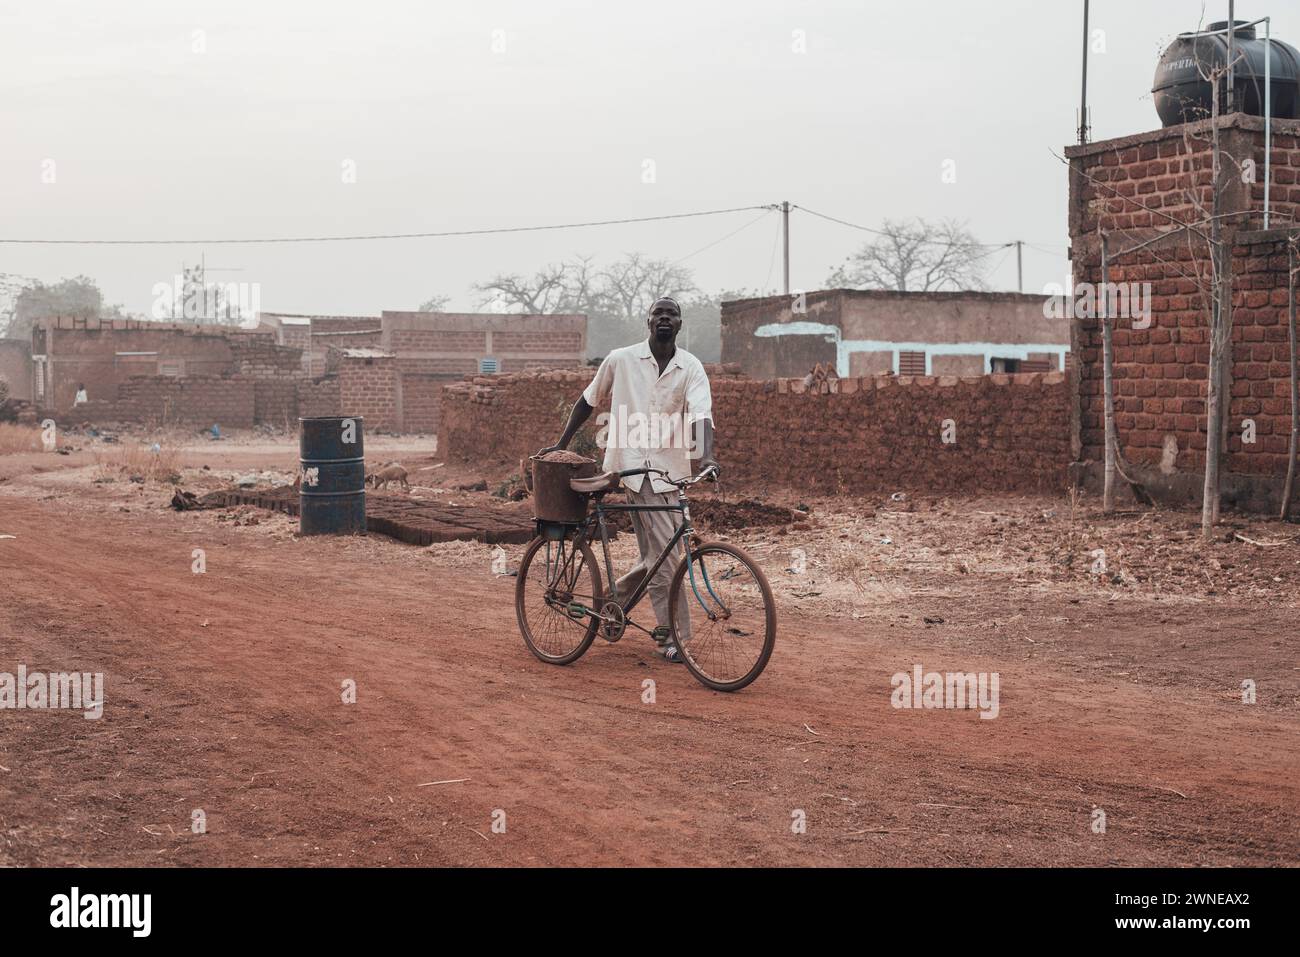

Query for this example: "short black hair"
[649,296,681,315]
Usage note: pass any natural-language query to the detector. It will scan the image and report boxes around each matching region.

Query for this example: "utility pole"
[1015,240,1024,293]
[781,200,791,295]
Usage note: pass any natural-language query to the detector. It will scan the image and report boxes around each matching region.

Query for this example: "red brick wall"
[492,330,584,353]
[390,330,487,352]
[399,373,446,433]
[337,356,399,431]
[1226,233,1294,476]
[116,375,256,428]
[298,377,341,419]
[253,380,299,428]
[440,369,1070,494]
[395,356,479,376]
[1067,117,1300,502]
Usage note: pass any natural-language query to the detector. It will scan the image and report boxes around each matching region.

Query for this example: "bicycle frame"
[538,484,730,632]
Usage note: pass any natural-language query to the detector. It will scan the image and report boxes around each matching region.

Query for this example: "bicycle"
[515,464,777,692]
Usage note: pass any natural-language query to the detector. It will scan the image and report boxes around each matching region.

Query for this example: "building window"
[990,357,1021,373]
[897,351,926,376]
[479,357,498,374]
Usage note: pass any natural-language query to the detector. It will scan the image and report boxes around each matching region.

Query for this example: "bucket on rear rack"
[530,451,597,524]
[299,415,366,535]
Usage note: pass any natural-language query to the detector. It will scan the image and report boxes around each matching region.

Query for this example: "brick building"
[1066,113,1300,511]
[29,317,301,416]
[259,309,588,433]
[721,289,1067,379]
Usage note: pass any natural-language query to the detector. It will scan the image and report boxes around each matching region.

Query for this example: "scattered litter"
[803,723,820,736]
[418,778,470,787]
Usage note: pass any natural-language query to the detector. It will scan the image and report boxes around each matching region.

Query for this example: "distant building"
[721,289,1068,379]
[259,310,587,378]
[29,317,299,415]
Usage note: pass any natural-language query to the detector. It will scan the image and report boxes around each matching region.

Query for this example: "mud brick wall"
[298,377,341,419]
[254,379,299,428]
[229,336,305,378]
[116,375,255,428]
[400,373,445,433]
[440,369,1070,494]
[336,357,399,432]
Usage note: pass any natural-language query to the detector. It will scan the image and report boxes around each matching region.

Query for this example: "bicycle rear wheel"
[668,541,776,692]
[516,533,603,665]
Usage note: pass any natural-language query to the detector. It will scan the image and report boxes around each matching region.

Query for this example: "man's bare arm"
[691,417,719,479]
[536,396,595,456]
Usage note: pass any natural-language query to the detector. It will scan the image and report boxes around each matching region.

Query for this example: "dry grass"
[93,440,183,483]
[0,423,52,454]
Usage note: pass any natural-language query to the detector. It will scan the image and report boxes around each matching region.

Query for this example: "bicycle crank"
[598,601,626,643]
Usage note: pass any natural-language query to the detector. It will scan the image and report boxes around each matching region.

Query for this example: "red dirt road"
[2,472,1298,866]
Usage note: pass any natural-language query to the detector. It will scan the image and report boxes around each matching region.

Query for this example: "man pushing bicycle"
[538,296,719,664]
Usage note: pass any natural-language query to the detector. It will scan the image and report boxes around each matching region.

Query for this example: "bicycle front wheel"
[516,534,603,665]
[669,541,776,692]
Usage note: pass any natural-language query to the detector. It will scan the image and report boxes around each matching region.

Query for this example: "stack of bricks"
[439,368,1070,494]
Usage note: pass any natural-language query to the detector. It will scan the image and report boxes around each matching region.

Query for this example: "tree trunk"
[1202,77,1225,540]
[1283,243,1299,519]
[1101,234,1116,512]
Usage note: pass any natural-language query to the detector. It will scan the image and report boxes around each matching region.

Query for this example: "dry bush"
[93,440,182,483]
[0,423,47,454]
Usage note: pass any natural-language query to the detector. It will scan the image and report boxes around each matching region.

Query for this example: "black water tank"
[299,415,366,535]
[1153,20,1300,126]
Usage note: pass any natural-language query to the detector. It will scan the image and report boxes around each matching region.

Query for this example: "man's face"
[648,300,682,344]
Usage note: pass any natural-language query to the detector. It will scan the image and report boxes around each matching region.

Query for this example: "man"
[539,296,718,662]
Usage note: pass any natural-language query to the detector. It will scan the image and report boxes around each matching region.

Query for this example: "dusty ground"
[1,427,1297,866]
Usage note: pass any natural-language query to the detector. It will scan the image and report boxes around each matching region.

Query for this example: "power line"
[0,204,777,246]
[791,204,1011,249]
[670,207,775,267]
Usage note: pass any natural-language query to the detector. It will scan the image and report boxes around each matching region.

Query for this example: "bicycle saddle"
[569,471,622,494]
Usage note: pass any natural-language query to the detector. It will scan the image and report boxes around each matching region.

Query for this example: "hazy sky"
[2,1,1294,319]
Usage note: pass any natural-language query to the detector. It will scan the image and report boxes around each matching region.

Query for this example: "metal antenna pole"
[1078,0,1090,144]
[781,200,790,295]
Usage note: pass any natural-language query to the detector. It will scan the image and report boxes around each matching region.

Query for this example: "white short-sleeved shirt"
[582,340,713,494]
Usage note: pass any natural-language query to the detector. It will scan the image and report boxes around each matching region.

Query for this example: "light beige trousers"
[615,481,691,641]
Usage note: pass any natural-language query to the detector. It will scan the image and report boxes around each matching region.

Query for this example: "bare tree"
[417,294,451,312]
[825,218,989,292]
[472,254,699,357]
